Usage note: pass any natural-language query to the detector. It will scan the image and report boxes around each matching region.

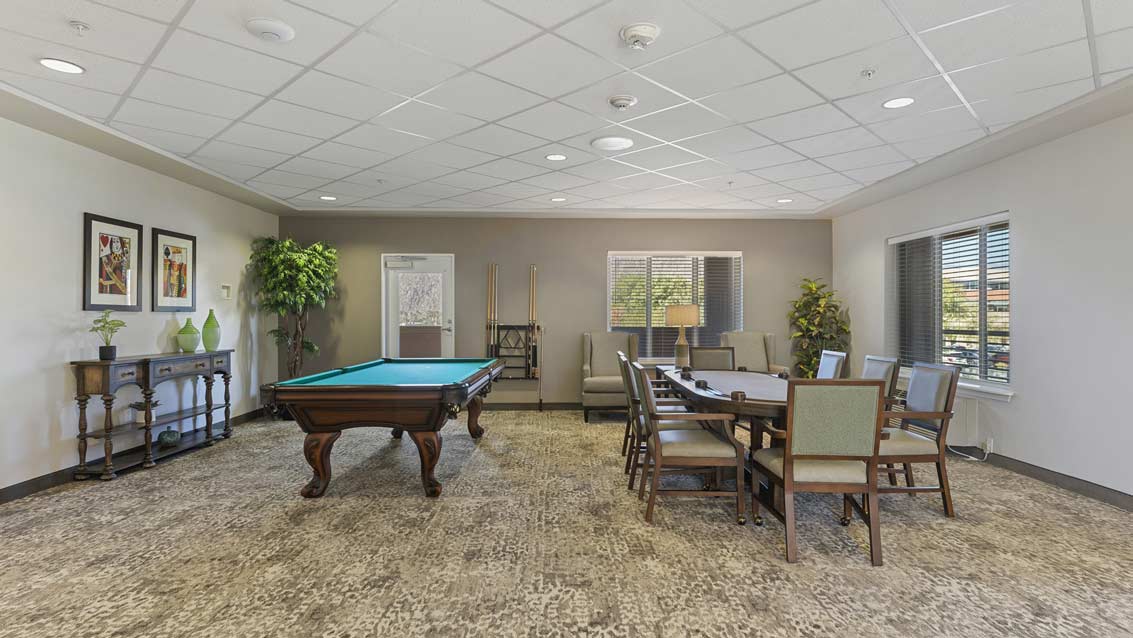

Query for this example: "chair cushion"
[655,420,703,432]
[582,375,624,394]
[649,429,736,458]
[589,332,632,377]
[752,448,867,484]
[879,427,938,456]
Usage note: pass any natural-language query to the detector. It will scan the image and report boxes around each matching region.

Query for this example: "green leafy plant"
[248,237,339,378]
[89,310,126,346]
[787,278,851,378]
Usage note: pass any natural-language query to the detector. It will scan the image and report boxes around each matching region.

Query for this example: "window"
[607,252,743,359]
[890,216,1010,384]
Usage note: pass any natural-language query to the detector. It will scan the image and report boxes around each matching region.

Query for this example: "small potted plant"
[90,310,126,361]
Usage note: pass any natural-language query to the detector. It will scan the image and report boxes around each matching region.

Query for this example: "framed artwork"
[83,213,143,311]
[152,227,197,312]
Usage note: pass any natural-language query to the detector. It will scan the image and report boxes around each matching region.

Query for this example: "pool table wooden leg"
[301,431,341,498]
[408,430,443,497]
[466,396,485,439]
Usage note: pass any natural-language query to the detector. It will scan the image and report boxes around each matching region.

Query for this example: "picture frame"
[83,213,143,311]
[151,227,197,312]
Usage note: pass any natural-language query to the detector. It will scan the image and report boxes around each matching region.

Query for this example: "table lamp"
[665,304,700,368]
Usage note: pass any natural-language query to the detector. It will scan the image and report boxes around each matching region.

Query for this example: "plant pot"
[202,309,222,352]
[177,318,201,353]
[99,345,117,361]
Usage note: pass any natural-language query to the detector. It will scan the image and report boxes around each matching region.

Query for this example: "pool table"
[273,358,504,498]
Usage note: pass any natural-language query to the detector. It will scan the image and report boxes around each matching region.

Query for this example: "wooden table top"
[664,369,788,419]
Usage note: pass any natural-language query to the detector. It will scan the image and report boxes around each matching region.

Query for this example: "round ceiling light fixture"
[545,153,567,161]
[608,95,638,111]
[590,136,634,152]
[39,58,85,74]
[620,23,661,50]
[550,197,567,202]
[246,17,296,43]
[882,97,916,109]
[319,195,338,201]
[776,198,793,204]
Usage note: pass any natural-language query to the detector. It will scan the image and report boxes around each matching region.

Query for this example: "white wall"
[0,118,278,490]
[833,111,1133,495]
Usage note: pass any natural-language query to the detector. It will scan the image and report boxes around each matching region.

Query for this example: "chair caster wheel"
[737,516,746,525]
[753,516,764,527]
[839,516,850,526]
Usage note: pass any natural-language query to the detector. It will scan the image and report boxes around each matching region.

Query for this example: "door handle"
[442,327,454,333]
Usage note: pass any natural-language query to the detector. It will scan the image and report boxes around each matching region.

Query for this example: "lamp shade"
[665,304,700,327]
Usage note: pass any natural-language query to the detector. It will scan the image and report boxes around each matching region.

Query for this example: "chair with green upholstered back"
[689,346,736,371]
[750,379,886,565]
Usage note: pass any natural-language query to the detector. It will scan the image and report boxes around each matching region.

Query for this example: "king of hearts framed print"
[83,213,143,312]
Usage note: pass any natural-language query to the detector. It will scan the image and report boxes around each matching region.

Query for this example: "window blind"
[890,220,1010,383]
[607,252,743,359]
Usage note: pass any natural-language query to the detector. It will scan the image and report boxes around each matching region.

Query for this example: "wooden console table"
[70,350,234,480]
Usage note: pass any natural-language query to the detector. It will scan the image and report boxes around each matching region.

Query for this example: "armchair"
[581,332,638,422]
[720,331,789,375]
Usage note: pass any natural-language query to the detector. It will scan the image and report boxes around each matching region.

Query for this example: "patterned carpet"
[0,411,1130,638]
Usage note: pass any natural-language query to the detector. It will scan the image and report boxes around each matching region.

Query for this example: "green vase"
[202,309,222,352]
[177,318,201,353]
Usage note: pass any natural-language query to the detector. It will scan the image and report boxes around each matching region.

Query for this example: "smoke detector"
[246,17,296,43]
[619,23,660,50]
[608,95,638,111]
[68,20,91,37]
[590,136,634,152]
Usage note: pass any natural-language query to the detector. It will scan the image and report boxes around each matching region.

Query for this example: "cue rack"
[486,263,543,410]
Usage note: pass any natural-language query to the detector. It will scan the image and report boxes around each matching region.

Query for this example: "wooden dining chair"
[861,355,900,399]
[815,350,847,379]
[633,363,747,525]
[689,346,736,371]
[750,379,887,565]
[877,362,960,517]
[618,355,697,480]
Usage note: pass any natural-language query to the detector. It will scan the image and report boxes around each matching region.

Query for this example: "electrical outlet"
[982,437,994,455]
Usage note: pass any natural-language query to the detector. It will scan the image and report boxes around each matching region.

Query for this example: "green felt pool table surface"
[277,358,499,387]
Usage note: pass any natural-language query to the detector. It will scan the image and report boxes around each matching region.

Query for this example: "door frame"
[380,253,456,358]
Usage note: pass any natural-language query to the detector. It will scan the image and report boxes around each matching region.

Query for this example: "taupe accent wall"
[279,217,832,405]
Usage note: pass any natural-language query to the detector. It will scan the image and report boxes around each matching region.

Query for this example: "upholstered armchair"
[720,331,789,375]
[581,332,638,422]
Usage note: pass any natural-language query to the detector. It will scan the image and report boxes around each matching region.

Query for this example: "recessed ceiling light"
[39,58,84,74]
[776,198,793,204]
[319,195,337,201]
[590,136,634,152]
[545,154,567,161]
[246,17,296,43]
[882,97,916,109]
[550,197,567,202]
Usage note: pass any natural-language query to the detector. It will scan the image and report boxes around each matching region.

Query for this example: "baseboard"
[0,408,263,505]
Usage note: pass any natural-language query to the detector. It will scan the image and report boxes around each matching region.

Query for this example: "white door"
[383,254,455,358]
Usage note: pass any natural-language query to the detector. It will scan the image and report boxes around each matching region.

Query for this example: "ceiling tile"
[218,121,322,154]
[678,189,744,207]
[685,0,813,30]
[612,172,682,191]
[563,159,642,181]
[487,0,605,27]
[658,160,733,181]
[751,160,833,182]
[615,145,703,171]
[894,129,986,158]
[1092,0,1133,34]
[377,155,459,180]
[131,69,261,119]
[740,0,905,70]
[315,180,397,198]
[786,126,886,157]
[196,157,269,181]
[730,183,794,199]
[868,106,983,142]
[193,140,290,167]
[972,78,1094,126]
[520,171,594,191]
[780,172,855,191]
[403,143,498,169]
[720,144,805,170]
[318,32,461,96]
[498,101,606,141]
[835,76,961,124]
[1096,27,1133,73]
[341,170,415,191]
[153,29,301,95]
[247,180,307,198]
[700,74,824,123]
[479,34,620,98]
[604,188,681,206]
[181,0,354,64]
[449,124,545,156]
[558,72,686,122]
[95,0,189,22]
[843,160,915,182]
[447,191,517,206]
[111,122,206,154]
[302,142,391,169]
[6,0,166,63]
[275,156,358,180]
[747,104,857,142]
[805,185,860,201]
[378,189,442,205]
[0,70,119,119]
[623,103,732,141]
[277,71,404,121]
[399,182,470,199]
[287,0,396,25]
[432,171,508,190]
[556,0,724,68]
[254,169,333,189]
[1101,68,1133,85]
[333,124,432,155]
[675,126,772,155]
[480,182,551,198]
[560,125,661,156]
[636,36,779,99]
[817,144,908,170]
[114,98,230,137]
[419,72,545,121]
[245,100,358,139]
[467,157,549,180]
[888,0,1016,32]
[693,173,769,190]
[794,37,937,100]
[510,144,600,170]
[919,0,1087,71]
[371,0,540,65]
[951,39,1092,102]
[0,31,142,94]
[374,101,484,139]
[563,181,632,200]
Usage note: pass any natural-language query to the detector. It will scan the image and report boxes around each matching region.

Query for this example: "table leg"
[467,396,485,439]
[301,431,341,498]
[75,395,90,480]
[203,375,215,445]
[142,388,156,468]
[222,373,232,438]
[100,394,116,480]
[408,430,443,497]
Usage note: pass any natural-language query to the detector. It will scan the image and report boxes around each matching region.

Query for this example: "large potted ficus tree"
[787,278,851,378]
[249,237,339,381]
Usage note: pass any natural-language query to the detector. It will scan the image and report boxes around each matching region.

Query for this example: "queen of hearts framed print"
[151,227,197,312]
[83,213,143,311]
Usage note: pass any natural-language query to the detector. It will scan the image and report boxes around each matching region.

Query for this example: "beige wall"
[0,117,278,490]
[279,217,832,404]
[833,110,1133,495]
